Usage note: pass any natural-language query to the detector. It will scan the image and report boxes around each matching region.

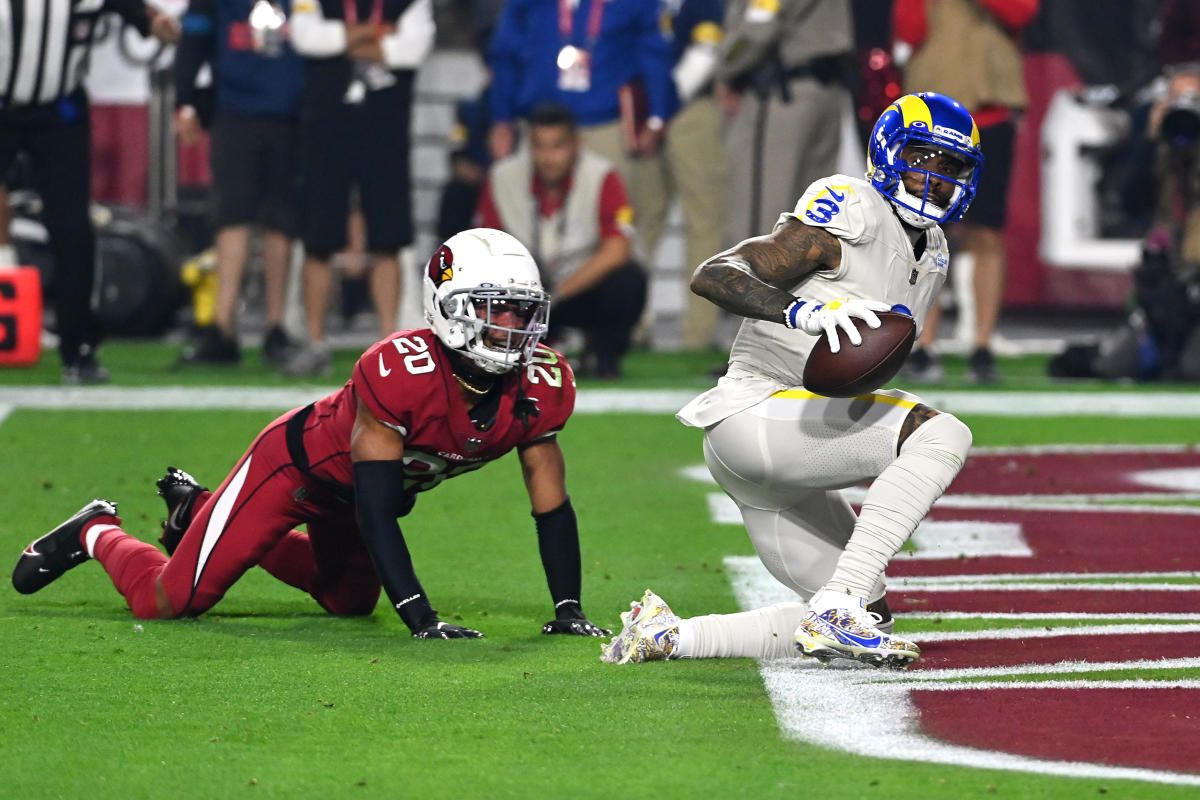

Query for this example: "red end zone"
[952,449,1200,496]
[911,687,1200,775]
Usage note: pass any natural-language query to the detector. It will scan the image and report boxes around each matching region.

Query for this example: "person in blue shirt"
[486,0,679,197]
[632,0,728,351]
[174,0,305,366]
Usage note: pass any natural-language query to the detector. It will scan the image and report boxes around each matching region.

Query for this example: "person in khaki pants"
[629,1,728,351]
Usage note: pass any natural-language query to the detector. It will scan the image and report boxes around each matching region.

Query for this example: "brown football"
[802,310,917,397]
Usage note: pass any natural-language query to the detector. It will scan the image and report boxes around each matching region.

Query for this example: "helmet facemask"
[437,285,549,374]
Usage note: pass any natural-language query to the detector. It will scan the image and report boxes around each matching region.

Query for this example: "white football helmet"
[423,228,550,374]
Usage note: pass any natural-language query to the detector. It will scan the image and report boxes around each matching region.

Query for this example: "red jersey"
[298,329,575,495]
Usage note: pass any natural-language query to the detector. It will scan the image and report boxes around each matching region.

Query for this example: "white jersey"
[679,175,949,428]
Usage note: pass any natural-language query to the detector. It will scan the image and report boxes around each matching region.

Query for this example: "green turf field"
[2,343,1199,799]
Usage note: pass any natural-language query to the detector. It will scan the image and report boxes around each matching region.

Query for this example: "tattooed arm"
[690,216,842,322]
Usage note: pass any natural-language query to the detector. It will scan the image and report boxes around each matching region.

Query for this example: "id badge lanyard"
[557,0,605,93]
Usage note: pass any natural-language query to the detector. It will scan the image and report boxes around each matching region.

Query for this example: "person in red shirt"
[13,229,610,640]
[892,0,1039,384]
[475,103,647,380]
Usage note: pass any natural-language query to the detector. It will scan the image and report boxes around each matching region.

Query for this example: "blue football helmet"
[866,92,984,227]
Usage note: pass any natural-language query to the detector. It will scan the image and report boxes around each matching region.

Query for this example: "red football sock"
[88,522,170,619]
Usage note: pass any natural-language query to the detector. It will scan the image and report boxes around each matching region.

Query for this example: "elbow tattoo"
[692,255,794,322]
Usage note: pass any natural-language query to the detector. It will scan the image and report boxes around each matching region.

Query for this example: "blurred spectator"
[0,1,179,384]
[475,103,646,379]
[630,0,728,351]
[0,185,13,266]
[436,85,493,242]
[1050,3,1200,382]
[485,0,678,193]
[173,0,304,367]
[287,0,435,376]
[717,0,854,246]
[893,0,1038,384]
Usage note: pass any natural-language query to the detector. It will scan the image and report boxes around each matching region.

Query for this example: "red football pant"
[90,412,380,618]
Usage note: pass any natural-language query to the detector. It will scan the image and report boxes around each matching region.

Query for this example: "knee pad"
[900,412,972,471]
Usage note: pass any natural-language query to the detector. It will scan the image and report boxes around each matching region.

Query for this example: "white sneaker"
[281,341,331,377]
[794,589,919,669]
[600,589,680,664]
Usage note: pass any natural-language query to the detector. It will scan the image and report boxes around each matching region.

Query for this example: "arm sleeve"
[533,498,582,612]
[174,0,216,109]
[978,0,1039,31]
[598,171,633,240]
[104,0,153,36]
[636,6,681,120]
[380,0,436,69]
[716,4,779,82]
[291,0,348,57]
[485,4,521,123]
[891,0,926,49]
[353,460,437,632]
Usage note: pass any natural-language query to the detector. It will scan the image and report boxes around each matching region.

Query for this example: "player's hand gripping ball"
[802,305,916,397]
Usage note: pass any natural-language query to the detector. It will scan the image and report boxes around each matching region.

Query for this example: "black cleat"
[13,499,119,594]
[156,467,208,556]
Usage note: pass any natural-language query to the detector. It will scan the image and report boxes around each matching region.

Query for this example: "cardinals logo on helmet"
[428,245,454,286]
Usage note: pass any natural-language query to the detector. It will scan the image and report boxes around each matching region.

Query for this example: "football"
[802,310,917,397]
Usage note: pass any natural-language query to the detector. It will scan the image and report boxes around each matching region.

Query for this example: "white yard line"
[2,386,1200,416]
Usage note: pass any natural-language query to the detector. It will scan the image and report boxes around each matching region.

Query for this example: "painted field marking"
[728,555,1200,787]
[908,521,1030,559]
[903,611,1200,621]
[3,386,1200,416]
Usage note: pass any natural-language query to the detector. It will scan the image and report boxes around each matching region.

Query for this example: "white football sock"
[676,602,809,660]
[822,412,972,598]
[84,524,122,558]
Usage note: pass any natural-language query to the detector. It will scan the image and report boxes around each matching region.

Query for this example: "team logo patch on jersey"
[428,245,454,286]
[936,252,948,270]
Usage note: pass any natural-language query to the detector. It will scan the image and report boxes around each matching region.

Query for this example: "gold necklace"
[453,371,494,399]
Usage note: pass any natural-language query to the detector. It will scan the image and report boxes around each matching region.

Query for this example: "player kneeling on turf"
[602,92,982,668]
[13,229,609,641]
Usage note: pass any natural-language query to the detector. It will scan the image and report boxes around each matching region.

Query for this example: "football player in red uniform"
[13,229,610,640]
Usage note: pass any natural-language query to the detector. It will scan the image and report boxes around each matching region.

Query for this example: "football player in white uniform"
[602,92,983,668]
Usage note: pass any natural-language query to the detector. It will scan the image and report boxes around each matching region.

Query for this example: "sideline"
[1,386,1200,417]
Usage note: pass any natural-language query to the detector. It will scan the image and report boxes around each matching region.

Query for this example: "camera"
[1160,89,1200,147]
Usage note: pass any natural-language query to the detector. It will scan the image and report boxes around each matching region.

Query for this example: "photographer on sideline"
[1050,62,1200,382]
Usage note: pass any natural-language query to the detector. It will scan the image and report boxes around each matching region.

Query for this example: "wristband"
[783,298,822,329]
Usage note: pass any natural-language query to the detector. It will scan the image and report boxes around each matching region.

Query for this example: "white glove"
[785,297,892,354]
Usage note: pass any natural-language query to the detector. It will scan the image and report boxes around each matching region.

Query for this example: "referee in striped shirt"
[1,1,178,383]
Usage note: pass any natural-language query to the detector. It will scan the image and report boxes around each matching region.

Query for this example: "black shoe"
[968,346,999,384]
[156,467,208,555]
[180,326,240,365]
[901,346,944,383]
[12,499,119,594]
[62,354,110,386]
[262,325,295,367]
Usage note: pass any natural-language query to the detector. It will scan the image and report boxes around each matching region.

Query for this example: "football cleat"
[600,589,681,664]
[794,591,919,669]
[866,595,894,634]
[12,499,119,594]
[156,467,208,556]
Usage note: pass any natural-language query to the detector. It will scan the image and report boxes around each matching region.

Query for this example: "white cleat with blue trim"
[793,589,919,669]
